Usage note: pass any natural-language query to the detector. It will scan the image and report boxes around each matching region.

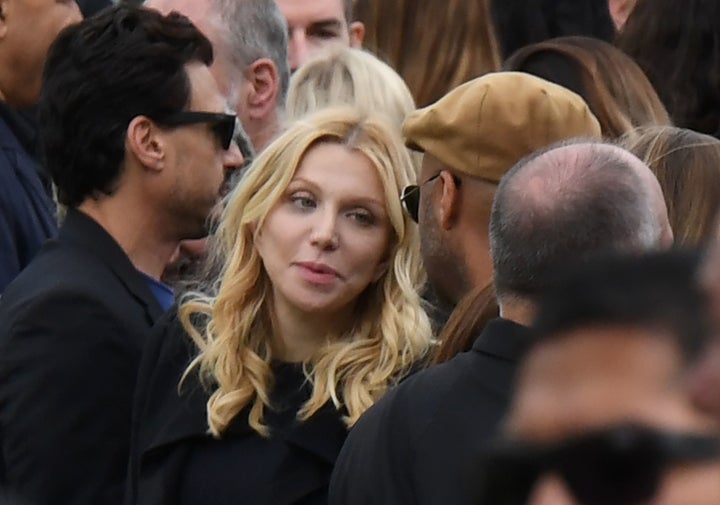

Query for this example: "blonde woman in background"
[622,126,720,246]
[287,46,420,171]
[287,47,416,130]
[127,107,433,505]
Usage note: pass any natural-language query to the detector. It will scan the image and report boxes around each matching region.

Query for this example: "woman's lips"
[295,262,341,285]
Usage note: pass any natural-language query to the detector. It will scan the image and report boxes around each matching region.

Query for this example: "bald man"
[330,140,672,505]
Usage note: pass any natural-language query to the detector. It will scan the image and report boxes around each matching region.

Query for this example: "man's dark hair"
[38,5,213,208]
[532,250,710,365]
[489,141,659,300]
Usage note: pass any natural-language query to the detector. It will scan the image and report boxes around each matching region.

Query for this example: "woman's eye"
[291,195,316,209]
[348,210,375,226]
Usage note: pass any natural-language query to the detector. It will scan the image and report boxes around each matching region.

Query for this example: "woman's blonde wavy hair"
[179,107,432,437]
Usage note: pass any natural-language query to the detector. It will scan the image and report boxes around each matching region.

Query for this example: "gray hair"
[489,140,661,300]
[344,0,354,22]
[212,0,290,106]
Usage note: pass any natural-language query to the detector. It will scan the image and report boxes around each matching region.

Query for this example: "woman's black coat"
[125,312,349,505]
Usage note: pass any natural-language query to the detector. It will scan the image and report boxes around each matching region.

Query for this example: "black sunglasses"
[476,424,720,505]
[156,111,238,150]
[402,172,461,223]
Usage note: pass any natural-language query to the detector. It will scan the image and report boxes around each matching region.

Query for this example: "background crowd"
[0,0,719,504]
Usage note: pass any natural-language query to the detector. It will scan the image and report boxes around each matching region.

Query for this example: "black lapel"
[59,209,164,323]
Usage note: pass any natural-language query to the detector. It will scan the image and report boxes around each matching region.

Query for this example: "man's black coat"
[328,318,534,505]
[0,209,164,505]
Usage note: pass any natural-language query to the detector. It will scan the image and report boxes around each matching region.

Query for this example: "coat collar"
[145,371,348,467]
[59,209,164,323]
[142,326,348,468]
[471,317,535,362]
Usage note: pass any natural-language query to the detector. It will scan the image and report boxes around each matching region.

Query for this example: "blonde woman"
[127,107,433,505]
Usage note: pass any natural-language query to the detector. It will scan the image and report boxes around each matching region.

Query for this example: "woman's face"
[255,141,392,320]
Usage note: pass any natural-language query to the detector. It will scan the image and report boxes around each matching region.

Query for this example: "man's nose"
[223,141,244,171]
[288,29,310,72]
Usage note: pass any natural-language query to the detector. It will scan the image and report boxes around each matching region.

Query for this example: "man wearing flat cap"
[402,71,602,313]
[328,72,672,505]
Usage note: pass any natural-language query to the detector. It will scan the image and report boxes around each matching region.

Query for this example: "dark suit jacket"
[0,102,56,293]
[127,313,349,505]
[328,318,534,505]
[0,209,164,505]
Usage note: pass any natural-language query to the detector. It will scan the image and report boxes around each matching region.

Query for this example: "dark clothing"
[140,271,174,310]
[0,209,164,505]
[127,313,349,505]
[76,0,113,17]
[328,318,534,505]
[0,101,56,293]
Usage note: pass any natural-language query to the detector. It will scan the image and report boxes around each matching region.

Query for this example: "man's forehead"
[186,63,226,111]
[276,0,348,26]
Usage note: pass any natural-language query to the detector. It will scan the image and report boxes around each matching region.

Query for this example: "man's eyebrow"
[307,19,344,30]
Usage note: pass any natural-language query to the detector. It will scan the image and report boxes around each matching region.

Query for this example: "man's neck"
[77,199,178,280]
[498,296,536,327]
[247,112,280,154]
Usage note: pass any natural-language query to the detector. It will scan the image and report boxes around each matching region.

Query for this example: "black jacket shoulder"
[329,318,534,505]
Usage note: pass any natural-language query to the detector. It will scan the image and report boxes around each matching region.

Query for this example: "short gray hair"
[212,0,290,106]
[490,141,661,300]
[344,0,354,22]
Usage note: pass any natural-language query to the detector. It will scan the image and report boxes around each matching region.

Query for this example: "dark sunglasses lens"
[212,116,236,150]
[560,434,662,505]
[401,186,420,222]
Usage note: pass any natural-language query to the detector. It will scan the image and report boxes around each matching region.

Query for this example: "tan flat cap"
[402,72,602,183]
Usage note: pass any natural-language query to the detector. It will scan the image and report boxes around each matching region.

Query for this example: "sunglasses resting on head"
[476,423,720,505]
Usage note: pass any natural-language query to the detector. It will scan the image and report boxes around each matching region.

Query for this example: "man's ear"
[244,58,280,120]
[349,21,365,47]
[437,170,460,231]
[126,116,165,172]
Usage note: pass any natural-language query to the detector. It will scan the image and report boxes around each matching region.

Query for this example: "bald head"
[490,141,672,301]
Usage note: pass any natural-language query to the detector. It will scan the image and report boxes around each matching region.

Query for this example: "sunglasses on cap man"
[475,423,720,505]
[155,111,239,150]
[400,172,462,223]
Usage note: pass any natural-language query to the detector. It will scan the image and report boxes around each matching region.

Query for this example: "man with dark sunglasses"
[0,6,242,505]
[398,72,602,328]
[479,251,720,505]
